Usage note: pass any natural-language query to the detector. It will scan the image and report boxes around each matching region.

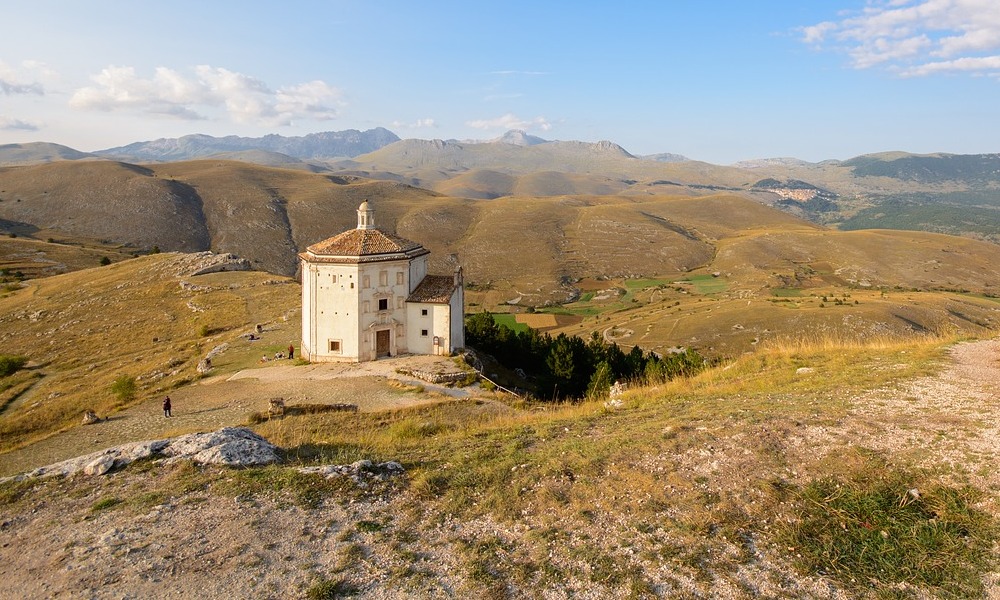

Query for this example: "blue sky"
[1,1,999,164]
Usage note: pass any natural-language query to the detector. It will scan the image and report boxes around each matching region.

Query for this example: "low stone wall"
[395,368,474,385]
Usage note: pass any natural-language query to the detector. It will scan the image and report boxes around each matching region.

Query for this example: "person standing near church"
[163,396,172,418]
[288,344,294,360]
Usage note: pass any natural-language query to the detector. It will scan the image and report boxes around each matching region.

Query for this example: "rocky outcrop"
[298,460,404,486]
[174,252,252,277]
[3,427,281,482]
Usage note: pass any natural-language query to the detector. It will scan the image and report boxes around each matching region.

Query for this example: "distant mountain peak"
[642,152,689,163]
[731,157,814,169]
[94,128,401,162]
[492,130,548,146]
[593,140,635,158]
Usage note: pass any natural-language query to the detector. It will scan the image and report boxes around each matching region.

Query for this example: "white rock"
[83,454,116,476]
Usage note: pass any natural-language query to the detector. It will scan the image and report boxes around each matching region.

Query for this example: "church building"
[299,201,464,362]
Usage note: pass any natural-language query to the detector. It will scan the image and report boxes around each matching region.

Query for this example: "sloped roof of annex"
[407,275,458,304]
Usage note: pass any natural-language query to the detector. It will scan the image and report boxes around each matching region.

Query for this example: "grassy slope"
[241,334,993,597]
[0,237,138,281]
[0,253,298,452]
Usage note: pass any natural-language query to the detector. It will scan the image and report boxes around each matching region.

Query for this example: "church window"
[363,276,370,288]
[363,301,370,313]
[329,340,341,353]
[397,297,404,309]
[331,274,337,282]
[380,271,388,286]
[350,282,354,289]
[421,309,428,316]
[396,272,404,285]
[421,329,429,337]
[378,298,388,311]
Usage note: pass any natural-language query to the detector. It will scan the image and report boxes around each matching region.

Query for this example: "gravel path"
[0,355,479,477]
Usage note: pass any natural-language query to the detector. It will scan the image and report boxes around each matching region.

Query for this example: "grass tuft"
[90,496,123,512]
[780,460,995,597]
[306,576,358,599]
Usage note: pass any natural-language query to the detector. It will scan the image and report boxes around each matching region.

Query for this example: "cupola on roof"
[300,201,429,264]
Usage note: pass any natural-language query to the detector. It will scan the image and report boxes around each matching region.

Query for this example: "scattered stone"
[83,454,116,476]
[81,410,101,425]
[268,398,286,417]
[795,367,815,375]
[298,460,405,484]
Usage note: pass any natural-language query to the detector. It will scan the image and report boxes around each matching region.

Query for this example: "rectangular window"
[329,340,341,353]
[421,329,429,337]
[421,309,428,316]
[378,298,388,311]
[363,276,370,288]
[331,274,337,282]
[379,271,388,286]
[396,272,404,285]
[397,297,404,309]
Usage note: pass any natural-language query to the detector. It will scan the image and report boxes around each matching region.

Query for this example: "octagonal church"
[299,201,464,362]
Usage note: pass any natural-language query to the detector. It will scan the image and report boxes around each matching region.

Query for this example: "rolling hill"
[4,156,1000,362]
[0,142,97,166]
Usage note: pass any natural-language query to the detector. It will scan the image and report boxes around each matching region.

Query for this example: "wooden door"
[376,329,390,357]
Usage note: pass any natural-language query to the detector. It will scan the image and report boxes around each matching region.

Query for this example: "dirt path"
[0,355,481,477]
[788,339,1000,512]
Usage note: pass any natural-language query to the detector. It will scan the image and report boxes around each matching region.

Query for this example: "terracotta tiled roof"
[301,228,429,264]
[407,275,456,304]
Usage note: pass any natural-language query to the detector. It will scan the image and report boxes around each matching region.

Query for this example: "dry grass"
[0,253,298,452]
[243,332,997,595]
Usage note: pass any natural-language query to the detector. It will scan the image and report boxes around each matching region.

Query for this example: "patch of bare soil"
[0,354,479,477]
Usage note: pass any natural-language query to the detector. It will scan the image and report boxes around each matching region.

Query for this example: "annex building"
[299,201,464,362]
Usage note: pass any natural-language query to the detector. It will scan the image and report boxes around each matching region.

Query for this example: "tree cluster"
[466,311,707,402]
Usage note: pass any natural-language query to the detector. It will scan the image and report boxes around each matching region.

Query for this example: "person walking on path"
[288,344,294,360]
[162,396,172,418]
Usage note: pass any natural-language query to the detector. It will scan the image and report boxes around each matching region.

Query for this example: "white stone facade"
[299,202,463,363]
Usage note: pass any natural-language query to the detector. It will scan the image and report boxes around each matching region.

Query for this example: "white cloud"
[466,113,551,132]
[0,116,39,131]
[801,0,1000,76]
[902,54,1000,76]
[0,60,45,95]
[391,118,437,129]
[69,65,344,126]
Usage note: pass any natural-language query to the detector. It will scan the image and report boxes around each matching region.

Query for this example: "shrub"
[99,256,111,266]
[0,355,27,377]
[110,374,137,403]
